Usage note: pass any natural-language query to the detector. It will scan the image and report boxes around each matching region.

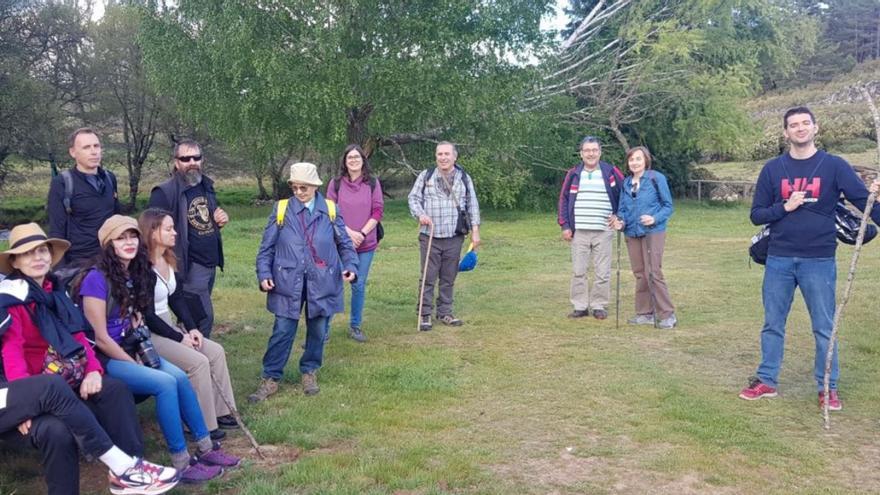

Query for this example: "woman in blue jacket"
[249,162,358,402]
[614,146,677,329]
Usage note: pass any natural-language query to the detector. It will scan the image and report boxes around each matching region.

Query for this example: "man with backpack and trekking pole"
[739,106,880,411]
[408,142,481,332]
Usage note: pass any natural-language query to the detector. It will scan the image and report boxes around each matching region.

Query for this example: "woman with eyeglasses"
[325,144,384,343]
[249,162,358,403]
[613,146,677,329]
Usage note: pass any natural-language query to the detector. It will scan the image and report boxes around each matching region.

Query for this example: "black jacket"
[148,174,224,277]
[47,167,120,267]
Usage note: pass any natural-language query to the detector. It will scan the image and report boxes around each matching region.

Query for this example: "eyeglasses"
[176,155,202,163]
[291,185,312,193]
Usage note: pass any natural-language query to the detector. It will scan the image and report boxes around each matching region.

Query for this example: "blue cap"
[459,250,478,272]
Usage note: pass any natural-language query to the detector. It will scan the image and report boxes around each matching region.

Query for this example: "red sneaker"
[739,377,778,400]
[819,390,842,411]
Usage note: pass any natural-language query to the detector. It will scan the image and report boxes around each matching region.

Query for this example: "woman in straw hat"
[0,223,181,494]
[72,215,239,483]
[249,162,358,402]
[138,207,239,439]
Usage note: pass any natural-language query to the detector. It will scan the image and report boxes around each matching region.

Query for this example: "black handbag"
[454,209,471,236]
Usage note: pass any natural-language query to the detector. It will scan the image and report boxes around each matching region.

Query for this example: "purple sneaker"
[179,461,223,484]
[196,443,241,468]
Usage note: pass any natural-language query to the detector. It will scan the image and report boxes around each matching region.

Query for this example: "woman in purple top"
[326,144,384,343]
[74,215,239,483]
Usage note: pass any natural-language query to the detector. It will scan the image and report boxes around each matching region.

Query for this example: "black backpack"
[332,176,384,242]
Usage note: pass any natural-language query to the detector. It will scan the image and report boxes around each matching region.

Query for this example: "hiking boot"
[568,309,590,319]
[178,461,223,484]
[627,314,655,325]
[739,377,778,401]
[247,378,279,403]
[419,315,432,331]
[209,429,226,440]
[302,372,319,396]
[348,326,367,343]
[216,415,239,430]
[819,390,842,411]
[592,309,608,320]
[108,457,180,495]
[195,442,241,468]
[438,314,463,326]
[657,314,677,329]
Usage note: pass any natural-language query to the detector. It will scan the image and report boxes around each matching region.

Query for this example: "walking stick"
[211,373,265,459]
[417,222,435,331]
[616,230,622,330]
[822,85,880,428]
[644,233,659,329]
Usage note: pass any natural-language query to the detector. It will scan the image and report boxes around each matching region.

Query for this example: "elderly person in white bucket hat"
[249,162,358,402]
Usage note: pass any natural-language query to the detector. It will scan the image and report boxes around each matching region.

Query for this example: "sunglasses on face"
[291,185,311,193]
[176,155,202,163]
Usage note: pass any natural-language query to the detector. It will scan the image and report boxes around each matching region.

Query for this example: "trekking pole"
[615,230,622,330]
[211,374,265,460]
[644,233,659,329]
[417,222,435,331]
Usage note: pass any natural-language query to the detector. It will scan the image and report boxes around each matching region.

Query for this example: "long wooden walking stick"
[211,374,265,459]
[417,222,435,331]
[822,84,880,428]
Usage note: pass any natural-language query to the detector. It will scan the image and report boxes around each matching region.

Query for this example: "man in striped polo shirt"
[557,137,624,320]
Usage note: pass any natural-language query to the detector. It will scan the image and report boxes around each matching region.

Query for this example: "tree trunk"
[256,174,269,200]
[346,103,374,148]
[609,120,631,152]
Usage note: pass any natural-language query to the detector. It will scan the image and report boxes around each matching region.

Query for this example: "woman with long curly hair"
[325,144,384,342]
[138,208,239,439]
[75,215,239,483]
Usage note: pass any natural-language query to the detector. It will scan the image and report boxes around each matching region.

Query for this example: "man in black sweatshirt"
[739,107,880,411]
[47,128,120,272]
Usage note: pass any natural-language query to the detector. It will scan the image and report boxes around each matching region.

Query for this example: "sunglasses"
[176,155,202,163]
[291,185,312,193]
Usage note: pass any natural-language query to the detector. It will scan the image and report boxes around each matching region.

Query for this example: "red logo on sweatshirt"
[781,178,821,200]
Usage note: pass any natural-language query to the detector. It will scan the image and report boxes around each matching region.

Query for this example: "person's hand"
[870,178,880,195]
[346,227,364,248]
[611,218,624,231]
[188,329,204,349]
[418,215,433,226]
[639,215,655,226]
[130,312,144,329]
[784,191,806,212]
[261,278,275,291]
[17,419,31,436]
[561,229,573,241]
[79,371,102,399]
[471,233,481,251]
[343,270,356,282]
[214,208,229,228]
[180,333,197,349]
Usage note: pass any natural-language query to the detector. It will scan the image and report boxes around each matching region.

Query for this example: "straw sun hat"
[0,223,70,275]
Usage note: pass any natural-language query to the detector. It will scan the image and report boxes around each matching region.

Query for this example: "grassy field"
[4,200,880,494]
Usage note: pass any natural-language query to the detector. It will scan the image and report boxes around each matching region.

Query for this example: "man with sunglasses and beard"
[148,139,229,339]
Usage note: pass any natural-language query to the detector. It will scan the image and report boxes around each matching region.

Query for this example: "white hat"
[287,162,323,186]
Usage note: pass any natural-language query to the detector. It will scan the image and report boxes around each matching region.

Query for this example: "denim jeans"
[106,357,210,454]
[757,255,838,391]
[327,250,375,336]
[261,315,328,380]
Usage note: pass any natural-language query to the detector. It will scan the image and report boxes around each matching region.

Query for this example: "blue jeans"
[327,250,375,336]
[261,315,328,380]
[758,255,838,391]
[106,357,210,454]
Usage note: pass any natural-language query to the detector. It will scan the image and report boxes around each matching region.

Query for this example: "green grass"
[5,200,880,494]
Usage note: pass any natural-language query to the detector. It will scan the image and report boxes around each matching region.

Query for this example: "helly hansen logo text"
[781,178,821,199]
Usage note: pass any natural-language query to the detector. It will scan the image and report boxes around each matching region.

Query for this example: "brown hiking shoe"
[302,372,319,396]
[247,378,279,403]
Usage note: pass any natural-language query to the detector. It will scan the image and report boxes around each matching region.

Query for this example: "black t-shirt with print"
[184,182,220,268]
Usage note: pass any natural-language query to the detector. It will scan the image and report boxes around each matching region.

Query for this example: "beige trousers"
[570,229,614,311]
[150,318,236,431]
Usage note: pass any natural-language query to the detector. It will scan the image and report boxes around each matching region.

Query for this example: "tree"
[138,0,556,203]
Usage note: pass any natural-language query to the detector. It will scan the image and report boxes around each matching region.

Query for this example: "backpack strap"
[326,198,337,221]
[61,170,74,215]
[276,199,289,226]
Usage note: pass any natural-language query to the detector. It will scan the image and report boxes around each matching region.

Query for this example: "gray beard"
[183,170,202,186]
